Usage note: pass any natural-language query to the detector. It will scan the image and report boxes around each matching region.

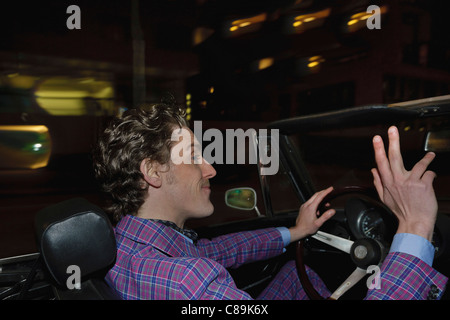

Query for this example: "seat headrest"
[35,198,116,287]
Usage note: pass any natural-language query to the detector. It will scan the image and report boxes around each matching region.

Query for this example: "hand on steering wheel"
[296,186,387,300]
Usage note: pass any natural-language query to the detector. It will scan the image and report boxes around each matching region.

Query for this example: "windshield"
[286,120,450,215]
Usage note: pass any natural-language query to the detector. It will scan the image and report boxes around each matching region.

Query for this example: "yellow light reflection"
[229,13,267,33]
[304,55,325,72]
[303,17,316,23]
[358,14,373,20]
[350,6,388,20]
[192,27,215,46]
[307,55,325,68]
[7,75,39,89]
[292,8,330,32]
[35,77,115,116]
[309,55,322,62]
[258,57,274,70]
[347,5,388,31]
[307,61,320,68]
[0,125,49,134]
[232,13,266,27]
[294,8,330,23]
[0,125,52,169]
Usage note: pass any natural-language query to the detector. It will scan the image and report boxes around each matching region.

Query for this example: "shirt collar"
[149,219,198,243]
[115,215,197,257]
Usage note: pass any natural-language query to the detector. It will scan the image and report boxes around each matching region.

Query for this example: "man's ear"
[140,159,162,188]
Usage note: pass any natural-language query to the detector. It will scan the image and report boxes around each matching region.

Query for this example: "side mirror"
[225,187,262,216]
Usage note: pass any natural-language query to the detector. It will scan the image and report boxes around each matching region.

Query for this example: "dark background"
[0,0,449,258]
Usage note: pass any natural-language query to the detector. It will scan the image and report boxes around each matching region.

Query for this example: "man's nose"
[201,158,216,179]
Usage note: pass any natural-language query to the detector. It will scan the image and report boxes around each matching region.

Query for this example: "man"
[93,99,447,300]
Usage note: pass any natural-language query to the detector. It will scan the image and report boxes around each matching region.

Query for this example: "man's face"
[161,127,216,222]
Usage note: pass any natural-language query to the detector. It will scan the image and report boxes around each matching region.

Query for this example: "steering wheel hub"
[353,245,367,259]
[350,238,383,269]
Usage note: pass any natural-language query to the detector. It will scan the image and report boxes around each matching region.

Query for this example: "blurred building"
[187,0,450,121]
[0,0,200,257]
[1,0,449,121]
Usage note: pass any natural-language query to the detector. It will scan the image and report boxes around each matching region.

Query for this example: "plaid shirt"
[366,252,447,300]
[106,215,448,300]
[106,215,286,299]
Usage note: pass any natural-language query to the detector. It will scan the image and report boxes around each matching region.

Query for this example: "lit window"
[226,13,267,36]
[346,5,388,32]
[291,8,331,33]
[258,57,274,70]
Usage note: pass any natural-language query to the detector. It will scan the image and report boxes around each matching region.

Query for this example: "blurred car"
[1,95,449,300]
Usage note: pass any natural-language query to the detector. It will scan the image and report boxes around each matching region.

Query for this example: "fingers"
[372,134,393,185]
[293,187,336,241]
[421,169,437,185]
[315,208,336,228]
[373,126,408,185]
[309,187,335,223]
[374,127,437,183]
[387,126,406,174]
[371,168,384,200]
[411,152,436,180]
[306,186,334,207]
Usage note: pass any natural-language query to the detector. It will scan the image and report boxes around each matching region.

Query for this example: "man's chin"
[206,204,214,217]
[202,204,214,218]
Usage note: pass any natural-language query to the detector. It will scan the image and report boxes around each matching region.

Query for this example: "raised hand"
[371,126,437,241]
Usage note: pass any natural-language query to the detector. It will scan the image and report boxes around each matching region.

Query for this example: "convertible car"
[1,95,449,300]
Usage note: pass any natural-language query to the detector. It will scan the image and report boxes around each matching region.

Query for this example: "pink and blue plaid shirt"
[106,215,286,299]
[105,215,447,300]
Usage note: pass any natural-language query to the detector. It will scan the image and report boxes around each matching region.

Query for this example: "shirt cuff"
[276,227,291,247]
[389,233,435,267]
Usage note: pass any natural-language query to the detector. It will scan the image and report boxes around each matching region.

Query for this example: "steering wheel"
[295,186,391,300]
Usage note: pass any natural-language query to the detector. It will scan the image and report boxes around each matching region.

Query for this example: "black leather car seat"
[34,197,121,300]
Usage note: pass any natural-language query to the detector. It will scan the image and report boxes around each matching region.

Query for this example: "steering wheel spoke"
[296,186,389,300]
[311,231,354,254]
[329,267,367,300]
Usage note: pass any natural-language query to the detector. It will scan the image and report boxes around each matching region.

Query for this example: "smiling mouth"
[201,182,211,193]
[201,180,210,188]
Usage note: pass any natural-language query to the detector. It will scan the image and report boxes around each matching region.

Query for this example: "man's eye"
[191,154,202,163]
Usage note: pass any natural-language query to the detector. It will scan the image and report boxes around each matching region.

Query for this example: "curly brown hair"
[93,99,187,222]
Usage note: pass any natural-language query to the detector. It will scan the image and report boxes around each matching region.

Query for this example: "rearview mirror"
[225,188,262,216]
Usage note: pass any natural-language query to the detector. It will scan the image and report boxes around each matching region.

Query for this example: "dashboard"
[324,197,449,261]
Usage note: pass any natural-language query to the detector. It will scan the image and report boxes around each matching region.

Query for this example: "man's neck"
[137,199,185,228]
